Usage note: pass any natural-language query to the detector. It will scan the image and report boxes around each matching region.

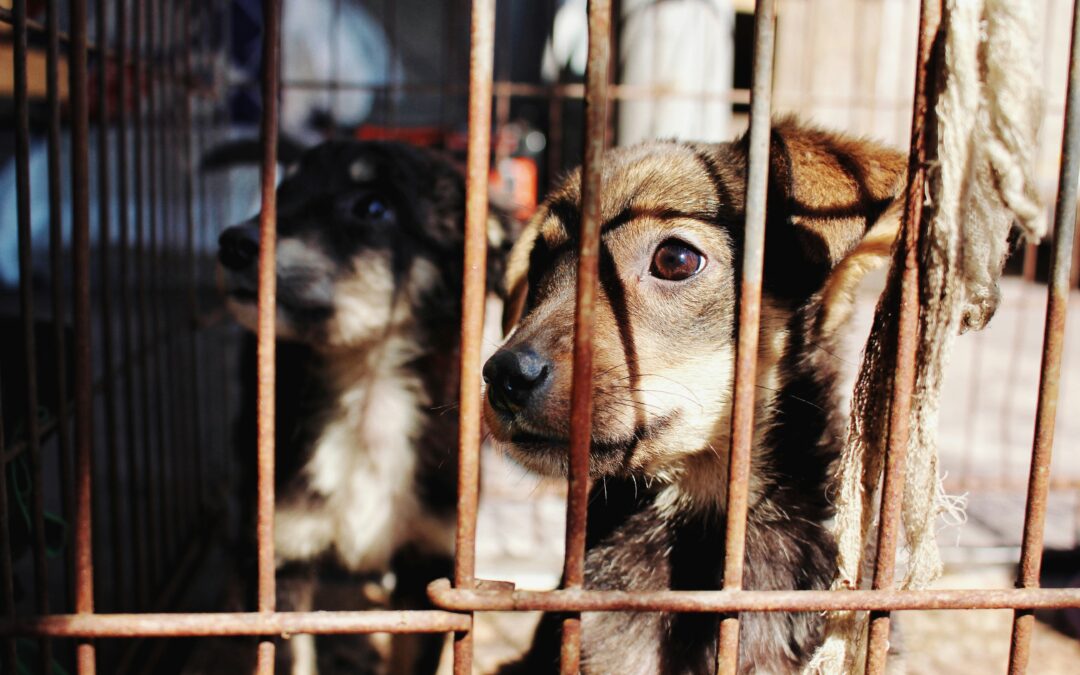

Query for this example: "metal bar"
[70,0,98,672]
[162,0,187,560]
[561,2,612,672]
[865,1,942,672]
[142,0,168,593]
[256,1,282,672]
[13,1,55,672]
[46,0,76,613]
[716,1,775,672]
[0,372,15,675]
[0,611,471,638]
[426,581,1080,613]
[453,0,496,671]
[1008,0,1080,670]
[148,0,178,572]
[96,0,124,615]
[270,79,752,104]
[117,0,149,613]
[182,0,206,532]
[133,0,161,605]
[0,7,115,57]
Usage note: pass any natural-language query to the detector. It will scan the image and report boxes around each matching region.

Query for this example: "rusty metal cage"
[0,0,1078,674]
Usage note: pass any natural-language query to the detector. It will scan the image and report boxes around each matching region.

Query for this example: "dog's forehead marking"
[537,145,726,249]
[349,158,376,183]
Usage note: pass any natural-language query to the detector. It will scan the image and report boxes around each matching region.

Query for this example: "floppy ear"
[199,134,307,171]
[500,210,542,335]
[757,119,907,300]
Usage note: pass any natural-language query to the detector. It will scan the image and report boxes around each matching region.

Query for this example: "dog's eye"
[352,195,393,223]
[650,239,705,281]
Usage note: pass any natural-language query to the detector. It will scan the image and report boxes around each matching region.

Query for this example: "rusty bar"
[13,1,55,672]
[0,611,471,638]
[716,1,775,673]
[142,0,168,593]
[426,579,1080,613]
[132,0,162,604]
[96,0,124,615]
[148,0,178,571]
[1008,0,1080,671]
[46,0,76,611]
[0,382,12,673]
[0,7,115,57]
[70,0,98,673]
[162,0,187,555]
[493,0,512,162]
[167,0,195,545]
[453,0,496,671]
[561,2,612,672]
[865,1,942,672]
[1022,242,1038,282]
[117,0,149,612]
[256,0,282,672]
[182,0,206,531]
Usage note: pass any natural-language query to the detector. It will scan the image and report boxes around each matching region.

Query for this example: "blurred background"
[1,0,1078,672]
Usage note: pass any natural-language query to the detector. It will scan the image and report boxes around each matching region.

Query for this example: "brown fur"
[487,119,905,674]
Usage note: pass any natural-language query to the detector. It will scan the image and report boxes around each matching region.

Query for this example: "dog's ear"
[754,118,907,300]
[485,200,523,303]
[500,209,540,335]
[199,134,307,171]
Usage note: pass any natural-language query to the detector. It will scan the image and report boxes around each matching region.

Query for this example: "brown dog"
[484,119,905,674]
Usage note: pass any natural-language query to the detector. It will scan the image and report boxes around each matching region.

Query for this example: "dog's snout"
[483,347,551,414]
[218,224,261,270]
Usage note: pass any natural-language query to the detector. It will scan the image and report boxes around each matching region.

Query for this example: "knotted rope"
[806,1,1045,671]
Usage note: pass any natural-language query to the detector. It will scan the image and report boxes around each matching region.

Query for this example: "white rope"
[805,1,1045,672]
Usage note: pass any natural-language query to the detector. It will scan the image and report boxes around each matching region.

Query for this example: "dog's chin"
[224,294,303,342]
[486,407,678,479]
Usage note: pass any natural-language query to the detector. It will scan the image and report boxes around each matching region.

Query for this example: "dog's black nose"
[218,223,261,270]
[483,347,551,414]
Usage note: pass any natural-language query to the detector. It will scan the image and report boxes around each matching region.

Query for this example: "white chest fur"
[273,341,454,571]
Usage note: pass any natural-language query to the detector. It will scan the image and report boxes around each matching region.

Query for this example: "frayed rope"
[804,1,1045,672]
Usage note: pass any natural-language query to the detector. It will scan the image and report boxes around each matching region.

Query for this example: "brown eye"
[650,239,705,281]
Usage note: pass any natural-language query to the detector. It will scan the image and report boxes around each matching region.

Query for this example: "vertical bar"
[0,382,14,675]
[716,1,775,673]
[13,1,54,672]
[97,0,124,614]
[46,0,75,611]
[70,0,98,672]
[133,0,159,609]
[256,0,281,672]
[454,0,496,671]
[117,0,149,612]
[141,0,167,592]
[865,0,942,672]
[561,1,611,673]
[1008,0,1080,670]
[150,0,178,569]
[183,0,206,530]
[162,0,187,554]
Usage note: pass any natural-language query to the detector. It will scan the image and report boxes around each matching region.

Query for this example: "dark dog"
[485,119,905,674]
[216,139,513,674]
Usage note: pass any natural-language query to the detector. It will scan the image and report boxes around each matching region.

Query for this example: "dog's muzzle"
[218,222,261,271]
[483,347,551,416]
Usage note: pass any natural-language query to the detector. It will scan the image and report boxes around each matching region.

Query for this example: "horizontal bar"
[427,579,1080,613]
[272,79,751,104]
[0,7,112,59]
[0,611,471,638]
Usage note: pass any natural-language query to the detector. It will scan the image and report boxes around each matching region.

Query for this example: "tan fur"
[816,200,903,338]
